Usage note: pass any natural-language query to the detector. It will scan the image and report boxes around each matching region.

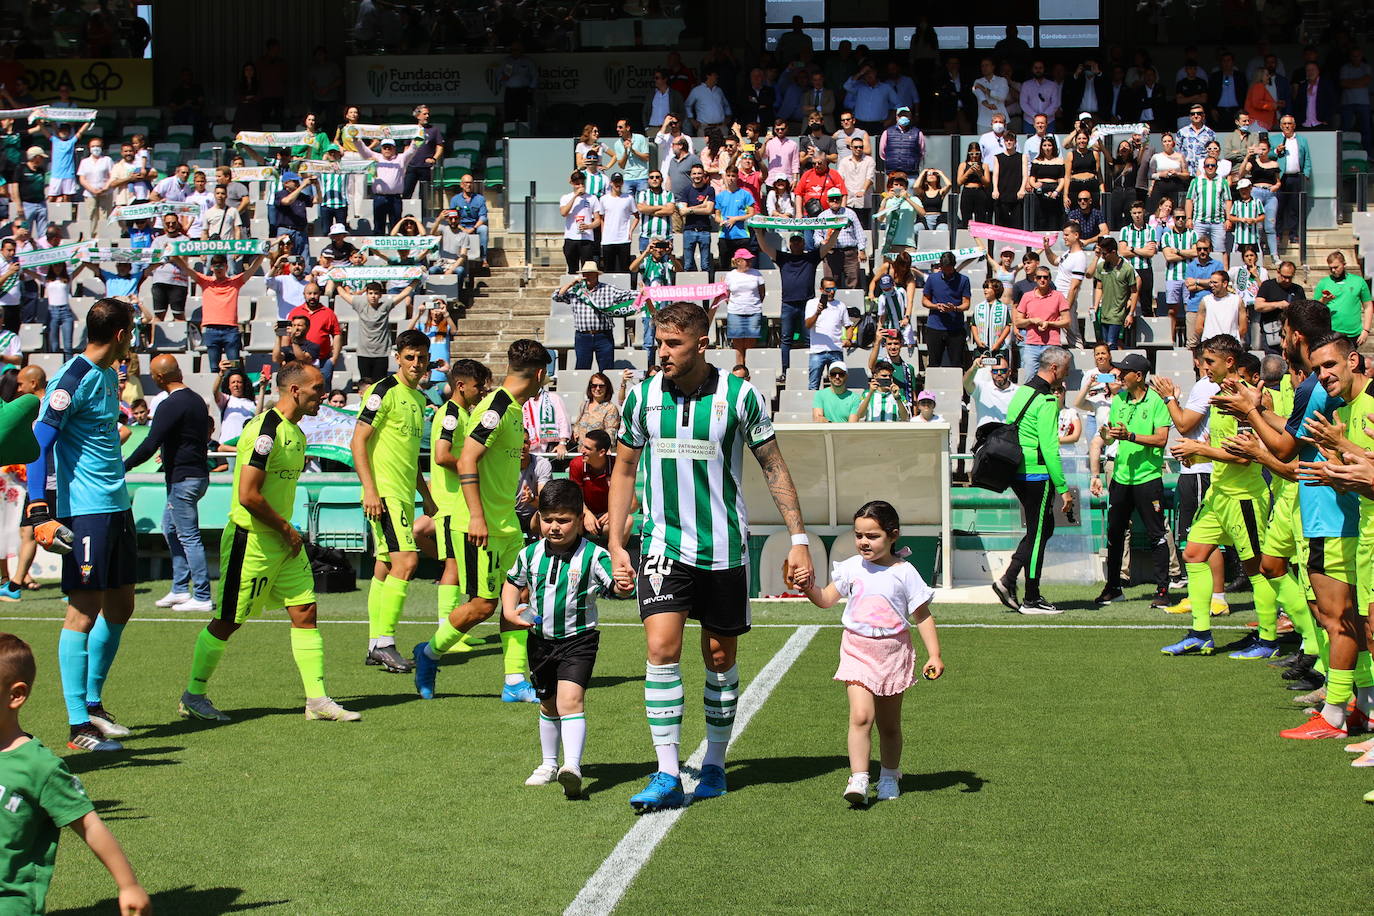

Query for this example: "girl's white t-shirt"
[726,268,764,315]
[831,555,935,638]
[45,279,70,306]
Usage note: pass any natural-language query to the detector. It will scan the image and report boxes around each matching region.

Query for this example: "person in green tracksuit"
[992,346,1075,615]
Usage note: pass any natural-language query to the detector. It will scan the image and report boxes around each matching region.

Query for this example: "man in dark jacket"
[1291,61,1338,127]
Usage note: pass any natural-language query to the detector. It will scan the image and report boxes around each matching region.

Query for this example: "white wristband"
[791,534,811,547]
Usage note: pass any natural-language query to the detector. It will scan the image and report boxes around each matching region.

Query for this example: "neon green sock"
[1355,651,1373,689]
[186,628,227,695]
[437,584,460,625]
[431,618,464,654]
[1186,562,1213,634]
[1315,625,1330,676]
[367,577,387,640]
[1249,574,1279,641]
[379,576,410,638]
[1327,667,1356,707]
[290,627,326,699]
[1270,574,1315,650]
[500,628,529,677]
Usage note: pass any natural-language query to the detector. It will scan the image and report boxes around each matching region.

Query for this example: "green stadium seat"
[482,156,504,187]
[312,486,368,552]
[197,483,234,531]
[131,486,165,535]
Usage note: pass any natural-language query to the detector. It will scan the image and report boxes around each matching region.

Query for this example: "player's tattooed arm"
[753,439,805,534]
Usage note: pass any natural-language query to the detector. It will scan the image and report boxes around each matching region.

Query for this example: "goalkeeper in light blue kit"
[25,298,138,752]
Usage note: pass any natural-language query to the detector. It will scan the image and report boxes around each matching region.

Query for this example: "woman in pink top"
[1012,265,1070,380]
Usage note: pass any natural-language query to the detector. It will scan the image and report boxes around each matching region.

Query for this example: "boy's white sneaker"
[525,763,558,786]
[557,764,583,798]
[875,775,901,801]
[843,773,869,806]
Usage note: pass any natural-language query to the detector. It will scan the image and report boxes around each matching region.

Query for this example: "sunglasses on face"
[1035,274,1051,280]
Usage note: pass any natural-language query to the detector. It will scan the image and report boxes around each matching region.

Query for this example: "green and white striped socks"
[703,665,739,769]
[645,662,684,776]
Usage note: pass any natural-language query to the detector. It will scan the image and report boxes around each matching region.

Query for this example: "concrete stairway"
[448,265,566,367]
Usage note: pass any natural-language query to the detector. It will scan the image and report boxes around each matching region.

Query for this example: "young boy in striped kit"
[506,480,631,798]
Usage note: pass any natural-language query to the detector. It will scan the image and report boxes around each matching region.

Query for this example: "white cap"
[826,361,848,377]
[328,222,347,235]
[1236,178,1252,189]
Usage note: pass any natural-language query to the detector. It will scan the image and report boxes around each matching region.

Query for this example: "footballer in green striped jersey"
[606,301,813,812]
[413,339,554,705]
[413,359,492,646]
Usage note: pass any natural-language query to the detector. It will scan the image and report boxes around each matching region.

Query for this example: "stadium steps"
[448,266,550,365]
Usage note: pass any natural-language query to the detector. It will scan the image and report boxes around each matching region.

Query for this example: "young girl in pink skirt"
[799,500,943,806]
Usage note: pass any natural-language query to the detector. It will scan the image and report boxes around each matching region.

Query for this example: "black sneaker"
[1286,669,1326,691]
[992,577,1019,612]
[1225,574,1249,592]
[1149,587,1171,609]
[1017,597,1062,616]
[367,644,414,673]
[1271,651,1311,670]
[1281,653,1318,680]
[67,724,123,752]
[1094,587,1124,607]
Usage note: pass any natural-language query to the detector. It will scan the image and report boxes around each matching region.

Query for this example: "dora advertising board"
[347,53,662,106]
[19,58,153,107]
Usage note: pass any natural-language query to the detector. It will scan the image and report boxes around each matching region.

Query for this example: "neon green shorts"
[455,534,523,601]
[1357,532,1374,613]
[1185,490,1264,562]
[1307,535,1358,586]
[369,496,417,562]
[432,513,467,561]
[218,525,315,624]
[1260,485,1299,560]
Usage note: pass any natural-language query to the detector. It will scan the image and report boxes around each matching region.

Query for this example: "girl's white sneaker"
[843,774,869,806]
[525,763,558,786]
[875,775,901,801]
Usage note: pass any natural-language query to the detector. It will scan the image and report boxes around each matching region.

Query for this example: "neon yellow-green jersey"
[430,399,473,519]
[1339,379,1374,535]
[463,387,525,538]
[357,374,426,499]
[1209,398,1268,500]
[230,408,306,534]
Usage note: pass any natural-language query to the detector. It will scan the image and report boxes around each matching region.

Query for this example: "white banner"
[347,53,663,105]
[231,166,278,182]
[342,124,424,141]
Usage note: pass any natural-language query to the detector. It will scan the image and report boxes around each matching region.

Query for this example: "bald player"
[0,367,48,602]
[123,354,216,613]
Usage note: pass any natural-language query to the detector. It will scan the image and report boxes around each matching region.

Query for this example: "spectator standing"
[803,277,850,389]
[812,361,860,421]
[612,120,652,197]
[553,264,631,370]
[1194,271,1245,342]
[1091,353,1172,607]
[664,136,701,199]
[1292,61,1336,129]
[1253,260,1302,354]
[522,386,571,459]
[1041,223,1090,347]
[723,249,765,368]
[1014,264,1070,378]
[921,252,972,368]
[286,284,341,386]
[272,172,316,264]
[994,347,1074,615]
[757,228,834,374]
[714,167,756,267]
[1118,201,1158,317]
[108,143,149,208]
[1086,238,1138,349]
[837,138,874,227]
[598,174,637,273]
[797,115,838,174]
[332,278,420,381]
[255,39,287,125]
[679,164,716,275]
[972,278,1013,360]
[310,146,350,235]
[403,104,444,200]
[1339,48,1372,154]
[76,136,113,232]
[973,59,1010,132]
[990,132,1025,228]
[821,188,864,289]
[877,107,924,178]
[801,71,837,132]
[266,255,308,320]
[629,239,677,351]
[176,252,265,366]
[643,71,685,130]
[500,41,537,124]
[122,354,214,611]
[202,185,242,242]
[832,111,870,161]
[1185,157,1230,266]
[633,171,674,256]
[1313,251,1373,342]
[358,137,414,234]
[212,361,263,450]
[1066,190,1108,245]
[844,65,901,136]
[183,170,215,241]
[685,71,731,135]
[1160,213,1198,343]
[148,215,192,320]
[1176,106,1216,174]
[559,172,602,273]
[447,174,489,268]
[963,352,1019,428]
[12,147,48,235]
[1270,116,1310,248]
[957,142,993,228]
[274,315,321,370]
[763,120,799,186]
[1026,137,1066,232]
[1019,61,1061,134]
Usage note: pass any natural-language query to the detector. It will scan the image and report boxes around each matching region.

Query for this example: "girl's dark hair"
[854,500,900,536]
[539,478,584,515]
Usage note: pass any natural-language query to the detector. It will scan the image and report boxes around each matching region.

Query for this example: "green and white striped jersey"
[1229,197,1263,246]
[1118,223,1154,270]
[1187,176,1230,224]
[506,537,615,639]
[862,390,905,422]
[1161,228,1198,281]
[583,170,607,198]
[317,171,348,209]
[620,367,775,570]
[636,188,673,240]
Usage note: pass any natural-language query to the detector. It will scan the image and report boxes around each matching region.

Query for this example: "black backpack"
[970,392,1036,493]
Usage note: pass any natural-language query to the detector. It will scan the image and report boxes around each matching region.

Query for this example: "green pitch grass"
[2,580,1367,914]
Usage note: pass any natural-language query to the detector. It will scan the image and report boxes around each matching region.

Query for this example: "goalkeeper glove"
[24,501,74,555]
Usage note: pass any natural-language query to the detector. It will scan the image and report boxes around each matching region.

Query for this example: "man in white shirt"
[804,277,852,389]
[1153,362,1224,598]
[962,352,1019,427]
[979,113,1010,164]
[151,163,190,202]
[836,139,874,226]
[684,70,731,135]
[598,173,638,273]
[973,58,1010,133]
[266,258,309,320]
[1042,223,1089,347]
[559,172,603,273]
[653,115,693,175]
[1021,114,1055,173]
[184,170,216,240]
[76,137,113,232]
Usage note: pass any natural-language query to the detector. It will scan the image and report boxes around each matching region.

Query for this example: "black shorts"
[528,629,600,699]
[60,510,139,592]
[151,282,188,318]
[636,554,751,637]
[21,489,57,527]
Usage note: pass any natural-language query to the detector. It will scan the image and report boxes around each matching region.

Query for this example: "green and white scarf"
[235,130,311,147]
[110,201,200,222]
[162,238,268,257]
[354,236,439,252]
[78,246,162,264]
[327,266,426,282]
[32,106,97,123]
[300,159,375,175]
[343,124,425,142]
[231,166,278,182]
[16,241,86,268]
[745,215,849,231]
[0,108,37,120]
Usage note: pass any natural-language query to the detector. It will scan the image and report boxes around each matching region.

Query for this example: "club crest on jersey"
[712,400,727,421]
[567,568,581,592]
[648,573,664,595]
[480,409,500,429]
[49,389,71,411]
[254,435,274,456]
[366,393,382,411]
[80,563,93,582]
[441,412,459,431]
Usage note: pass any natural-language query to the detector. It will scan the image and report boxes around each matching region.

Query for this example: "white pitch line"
[563,624,820,916]
[0,616,1265,632]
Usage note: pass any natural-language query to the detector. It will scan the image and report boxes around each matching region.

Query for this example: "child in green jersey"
[0,634,150,914]
[505,481,632,798]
